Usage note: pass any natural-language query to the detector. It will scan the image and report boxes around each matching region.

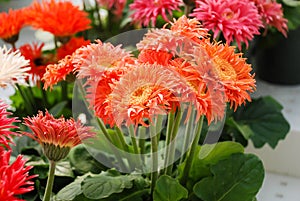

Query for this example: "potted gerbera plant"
[0,0,290,201]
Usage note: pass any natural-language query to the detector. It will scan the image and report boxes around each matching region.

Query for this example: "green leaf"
[178,142,244,190]
[55,161,74,177]
[56,174,90,201]
[282,0,300,7]
[49,101,68,117]
[193,153,264,201]
[232,96,290,148]
[153,175,188,201]
[68,144,107,174]
[82,171,137,199]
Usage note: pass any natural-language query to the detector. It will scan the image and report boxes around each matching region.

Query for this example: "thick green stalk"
[163,112,175,172]
[180,115,204,185]
[16,84,33,114]
[150,123,158,196]
[43,160,56,201]
[165,110,183,175]
[129,125,139,155]
[179,108,196,164]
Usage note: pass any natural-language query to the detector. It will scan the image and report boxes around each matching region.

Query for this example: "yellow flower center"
[213,57,237,81]
[223,11,234,20]
[130,85,155,105]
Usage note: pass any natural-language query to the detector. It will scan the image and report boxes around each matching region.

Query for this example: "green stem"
[43,160,56,201]
[150,123,159,196]
[179,108,195,164]
[115,127,129,152]
[129,125,139,155]
[180,115,204,185]
[165,110,183,175]
[163,112,175,172]
[16,84,33,114]
[61,81,68,101]
[96,118,128,172]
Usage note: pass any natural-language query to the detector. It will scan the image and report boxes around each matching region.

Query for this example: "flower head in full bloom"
[27,0,91,37]
[0,147,36,201]
[130,0,182,27]
[0,101,19,149]
[0,45,30,88]
[23,111,95,161]
[201,42,256,110]
[0,8,29,44]
[251,0,288,36]
[74,40,133,79]
[191,0,263,49]
[109,63,188,127]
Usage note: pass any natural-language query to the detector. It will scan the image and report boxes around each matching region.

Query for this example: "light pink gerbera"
[97,0,127,17]
[0,45,30,87]
[251,0,288,37]
[191,0,263,49]
[73,40,133,79]
[136,28,199,56]
[129,0,182,27]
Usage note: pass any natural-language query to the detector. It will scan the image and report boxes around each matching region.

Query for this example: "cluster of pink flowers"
[128,0,288,49]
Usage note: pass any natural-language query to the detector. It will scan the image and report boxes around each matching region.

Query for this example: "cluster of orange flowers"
[43,16,256,127]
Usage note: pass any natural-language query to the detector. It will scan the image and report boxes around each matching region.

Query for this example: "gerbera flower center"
[130,85,155,105]
[213,56,237,81]
[222,11,235,20]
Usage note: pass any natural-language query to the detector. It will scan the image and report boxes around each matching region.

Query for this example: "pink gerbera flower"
[252,0,288,37]
[0,101,19,149]
[0,147,36,201]
[129,0,182,27]
[191,0,263,49]
[97,0,127,17]
[73,40,133,79]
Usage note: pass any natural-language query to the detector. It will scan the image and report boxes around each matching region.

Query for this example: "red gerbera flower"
[19,43,48,81]
[23,110,95,161]
[27,0,91,37]
[0,147,36,201]
[0,8,29,44]
[0,101,19,149]
[191,0,263,49]
[130,0,182,27]
[57,37,91,60]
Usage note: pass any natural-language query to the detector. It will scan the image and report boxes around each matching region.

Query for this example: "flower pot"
[253,27,300,85]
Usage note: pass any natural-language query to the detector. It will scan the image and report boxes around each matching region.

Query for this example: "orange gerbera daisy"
[169,57,225,124]
[109,63,188,127]
[138,49,173,66]
[23,110,95,161]
[42,55,75,89]
[0,8,28,45]
[169,16,209,44]
[201,42,256,110]
[56,37,91,60]
[85,69,126,127]
[27,0,91,37]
